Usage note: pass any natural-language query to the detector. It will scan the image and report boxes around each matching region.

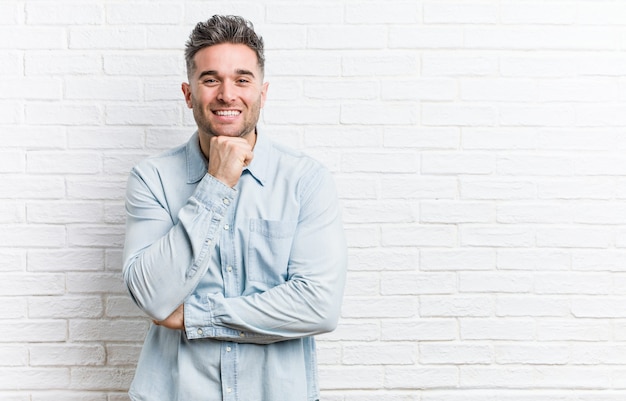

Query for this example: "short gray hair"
[185,15,265,78]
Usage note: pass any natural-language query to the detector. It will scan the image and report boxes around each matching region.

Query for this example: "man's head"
[181,15,269,145]
[185,15,265,80]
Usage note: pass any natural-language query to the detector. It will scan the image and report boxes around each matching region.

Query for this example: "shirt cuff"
[192,173,237,212]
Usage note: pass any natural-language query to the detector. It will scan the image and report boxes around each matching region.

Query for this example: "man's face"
[182,43,268,140]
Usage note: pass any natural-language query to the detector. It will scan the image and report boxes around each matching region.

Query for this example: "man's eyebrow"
[197,69,257,79]
[235,69,256,77]
[197,70,218,79]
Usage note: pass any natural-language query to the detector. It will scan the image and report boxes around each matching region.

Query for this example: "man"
[122,15,347,401]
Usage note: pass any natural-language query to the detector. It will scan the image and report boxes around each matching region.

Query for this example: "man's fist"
[208,136,254,187]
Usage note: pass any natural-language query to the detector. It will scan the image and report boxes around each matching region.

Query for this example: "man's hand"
[208,136,254,187]
[153,304,184,330]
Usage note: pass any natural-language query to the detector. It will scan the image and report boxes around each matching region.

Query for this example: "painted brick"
[6,1,626,399]
[381,319,457,341]
[0,27,66,49]
[266,3,344,24]
[381,272,456,295]
[460,178,536,200]
[0,273,65,296]
[348,248,418,272]
[496,296,570,317]
[27,151,102,174]
[421,104,497,126]
[421,200,494,224]
[381,176,458,200]
[319,366,383,390]
[0,78,62,100]
[106,3,183,24]
[66,272,127,294]
[69,320,149,342]
[420,343,493,364]
[385,366,458,389]
[308,25,387,50]
[0,368,69,390]
[389,26,464,49]
[497,249,571,271]
[382,224,457,247]
[342,152,418,173]
[0,248,26,271]
[27,201,103,224]
[0,151,25,174]
[103,54,182,76]
[421,295,493,318]
[0,320,67,342]
[106,344,142,366]
[69,367,134,390]
[342,200,416,224]
[501,1,576,24]
[30,344,106,366]
[26,3,103,25]
[420,249,496,271]
[341,297,418,319]
[346,2,420,24]
[0,345,28,366]
[28,296,103,319]
[384,127,460,149]
[25,52,102,75]
[343,343,416,365]
[342,53,419,77]
[460,319,536,341]
[0,226,66,248]
[69,27,146,50]
[424,1,498,24]
[459,272,533,293]
[25,103,102,126]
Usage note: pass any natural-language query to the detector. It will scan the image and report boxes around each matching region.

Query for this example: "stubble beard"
[192,95,262,140]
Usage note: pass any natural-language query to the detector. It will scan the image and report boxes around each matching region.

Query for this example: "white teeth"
[215,110,240,116]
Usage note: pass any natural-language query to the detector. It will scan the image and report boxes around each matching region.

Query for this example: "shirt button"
[226,266,233,272]
[197,328,203,335]
[226,346,232,352]
[223,198,230,205]
[223,224,229,230]
[227,388,232,393]
[239,332,245,338]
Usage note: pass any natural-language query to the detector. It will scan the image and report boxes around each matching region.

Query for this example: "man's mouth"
[214,110,241,117]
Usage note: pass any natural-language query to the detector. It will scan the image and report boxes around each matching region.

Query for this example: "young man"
[122,15,347,401]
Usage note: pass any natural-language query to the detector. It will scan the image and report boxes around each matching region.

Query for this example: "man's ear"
[181,82,193,108]
[260,81,269,108]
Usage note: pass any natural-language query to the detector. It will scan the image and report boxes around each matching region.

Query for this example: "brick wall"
[3,1,626,400]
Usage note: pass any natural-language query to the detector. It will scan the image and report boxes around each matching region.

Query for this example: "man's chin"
[200,128,254,139]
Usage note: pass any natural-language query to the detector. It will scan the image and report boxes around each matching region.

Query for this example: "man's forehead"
[192,44,261,77]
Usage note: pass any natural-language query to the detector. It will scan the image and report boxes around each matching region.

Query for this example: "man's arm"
[123,168,235,321]
[184,166,348,343]
[123,136,251,322]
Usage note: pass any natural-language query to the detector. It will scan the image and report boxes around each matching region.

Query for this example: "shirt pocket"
[247,218,297,285]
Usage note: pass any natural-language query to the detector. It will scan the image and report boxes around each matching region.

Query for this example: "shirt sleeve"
[123,168,236,321]
[184,166,348,344]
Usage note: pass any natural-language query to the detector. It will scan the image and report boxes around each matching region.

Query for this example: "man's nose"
[217,82,235,103]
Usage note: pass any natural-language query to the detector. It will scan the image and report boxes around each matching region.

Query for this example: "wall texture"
[3,0,626,400]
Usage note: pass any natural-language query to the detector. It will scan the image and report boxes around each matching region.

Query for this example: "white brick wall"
[3,0,626,399]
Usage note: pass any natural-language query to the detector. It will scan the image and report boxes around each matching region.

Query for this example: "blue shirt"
[122,131,347,401]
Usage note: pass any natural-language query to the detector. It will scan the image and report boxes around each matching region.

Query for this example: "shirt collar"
[185,129,269,186]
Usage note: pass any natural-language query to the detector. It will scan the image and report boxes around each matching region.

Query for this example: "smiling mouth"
[214,110,241,117]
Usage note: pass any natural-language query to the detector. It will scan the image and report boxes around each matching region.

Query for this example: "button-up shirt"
[122,131,347,401]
